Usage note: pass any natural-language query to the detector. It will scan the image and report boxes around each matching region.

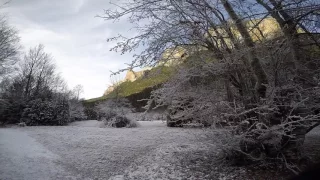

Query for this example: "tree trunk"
[221,0,268,99]
[283,126,307,161]
[25,70,33,100]
[256,0,316,87]
[224,78,234,102]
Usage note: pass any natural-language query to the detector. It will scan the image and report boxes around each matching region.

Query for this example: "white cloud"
[2,0,135,99]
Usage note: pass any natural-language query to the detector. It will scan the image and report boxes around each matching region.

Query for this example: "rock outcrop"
[103,85,115,96]
[103,69,149,96]
[124,69,149,82]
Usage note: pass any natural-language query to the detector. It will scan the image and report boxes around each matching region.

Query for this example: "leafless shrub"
[95,98,140,128]
[101,115,139,128]
[17,122,26,127]
[69,99,87,121]
[95,98,132,121]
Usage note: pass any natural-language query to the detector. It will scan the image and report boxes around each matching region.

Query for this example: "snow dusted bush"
[147,60,229,127]
[0,99,25,125]
[102,115,139,128]
[17,122,26,127]
[147,50,320,173]
[103,110,118,121]
[69,99,87,121]
[95,98,139,128]
[95,98,132,120]
[21,99,69,126]
[125,118,139,128]
[95,103,117,121]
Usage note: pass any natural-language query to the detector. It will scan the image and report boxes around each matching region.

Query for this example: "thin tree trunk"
[221,0,268,99]
[224,78,234,102]
[25,68,34,100]
[256,0,316,86]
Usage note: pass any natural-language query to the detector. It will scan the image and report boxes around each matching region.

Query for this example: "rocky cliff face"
[124,69,151,82]
[125,69,140,82]
[103,85,115,96]
[103,69,148,96]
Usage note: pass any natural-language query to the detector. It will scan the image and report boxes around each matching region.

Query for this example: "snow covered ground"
[0,120,214,180]
[1,121,320,180]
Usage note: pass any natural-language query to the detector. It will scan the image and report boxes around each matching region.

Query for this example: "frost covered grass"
[1,121,320,180]
[2,121,211,179]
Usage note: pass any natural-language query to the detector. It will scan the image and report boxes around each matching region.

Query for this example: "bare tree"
[221,0,268,99]
[0,44,73,125]
[19,44,56,100]
[72,84,84,100]
[0,15,20,77]
[256,0,319,85]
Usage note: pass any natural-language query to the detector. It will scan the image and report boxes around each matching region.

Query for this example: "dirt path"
[0,128,80,180]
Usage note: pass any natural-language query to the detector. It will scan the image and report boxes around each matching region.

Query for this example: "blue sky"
[2,0,135,99]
